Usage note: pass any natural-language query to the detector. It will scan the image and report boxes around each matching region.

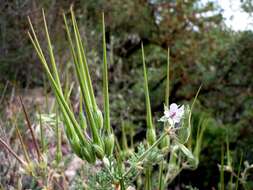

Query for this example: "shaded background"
[0,0,253,189]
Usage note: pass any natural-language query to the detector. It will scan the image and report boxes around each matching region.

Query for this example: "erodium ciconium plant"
[28,7,207,190]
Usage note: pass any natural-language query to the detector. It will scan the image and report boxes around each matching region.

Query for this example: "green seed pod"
[94,108,103,129]
[104,134,115,156]
[81,146,96,163]
[79,112,87,131]
[70,136,82,158]
[93,144,105,159]
[88,144,96,162]
[55,152,62,164]
[147,128,156,145]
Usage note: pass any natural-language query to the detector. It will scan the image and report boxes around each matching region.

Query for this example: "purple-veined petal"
[169,103,178,113]
[177,105,184,117]
[159,103,185,127]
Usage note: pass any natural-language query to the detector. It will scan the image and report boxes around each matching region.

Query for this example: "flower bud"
[94,108,103,129]
[147,128,156,145]
[70,136,82,158]
[79,112,87,130]
[104,134,115,156]
[93,144,105,159]
[81,146,96,163]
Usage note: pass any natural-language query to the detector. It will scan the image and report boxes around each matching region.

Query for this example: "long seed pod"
[141,43,156,145]
[102,12,111,133]
[161,48,171,149]
[28,16,88,148]
[104,133,115,156]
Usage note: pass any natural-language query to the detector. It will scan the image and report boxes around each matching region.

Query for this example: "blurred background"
[0,0,253,189]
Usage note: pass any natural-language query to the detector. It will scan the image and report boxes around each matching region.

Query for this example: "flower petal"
[177,105,185,117]
[164,110,170,117]
[169,103,178,113]
[158,116,168,122]
[168,118,174,126]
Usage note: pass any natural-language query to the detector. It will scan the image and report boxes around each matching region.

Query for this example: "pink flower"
[159,103,185,126]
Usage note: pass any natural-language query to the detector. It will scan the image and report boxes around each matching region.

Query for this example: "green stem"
[158,162,164,190]
[56,111,62,163]
[235,153,243,190]
[38,107,46,153]
[220,145,224,190]
[145,166,152,190]
[122,132,168,179]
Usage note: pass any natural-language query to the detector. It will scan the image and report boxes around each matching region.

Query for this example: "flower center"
[170,112,176,118]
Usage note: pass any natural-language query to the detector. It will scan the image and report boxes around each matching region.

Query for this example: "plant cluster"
[25,7,207,189]
[0,1,253,189]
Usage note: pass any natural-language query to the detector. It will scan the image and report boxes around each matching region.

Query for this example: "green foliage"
[197,32,253,182]
[218,140,253,190]
[26,8,208,189]
[0,0,72,85]
[241,0,253,14]
[1,0,253,189]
